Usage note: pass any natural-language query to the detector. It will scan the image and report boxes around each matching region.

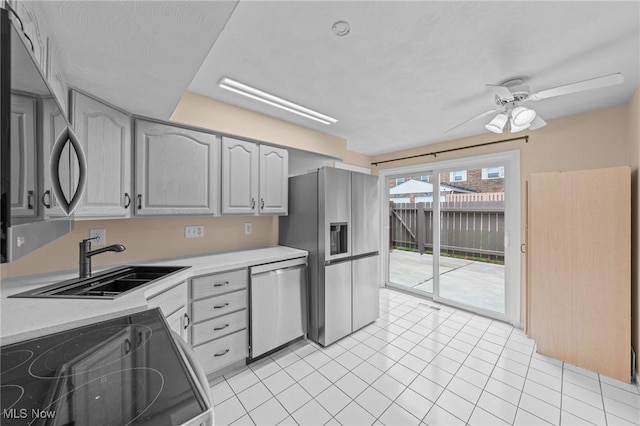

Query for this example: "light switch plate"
[89,229,106,246]
[244,223,252,235]
[185,225,204,239]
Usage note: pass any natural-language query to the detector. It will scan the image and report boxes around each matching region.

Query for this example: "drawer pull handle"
[213,303,229,309]
[214,349,230,357]
[214,324,230,331]
[213,281,229,288]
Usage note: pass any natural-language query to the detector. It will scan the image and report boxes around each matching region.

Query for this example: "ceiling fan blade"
[445,108,503,133]
[529,115,547,130]
[529,73,624,101]
[486,84,514,101]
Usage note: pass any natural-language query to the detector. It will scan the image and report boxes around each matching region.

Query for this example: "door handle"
[213,281,229,288]
[213,302,229,309]
[183,313,190,329]
[42,190,52,208]
[214,324,229,331]
[251,198,256,209]
[260,198,264,209]
[27,190,34,209]
[137,194,142,210]
[124,193,131,209]
[214,349,230,357]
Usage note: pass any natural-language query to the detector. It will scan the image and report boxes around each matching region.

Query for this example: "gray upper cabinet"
[135,119,220,216]
[10,94,37,218]
[221,137,258,215]
[42,97,72,217]
[222,137,288,216]
[71,90,132,218]
[259,145,288,215]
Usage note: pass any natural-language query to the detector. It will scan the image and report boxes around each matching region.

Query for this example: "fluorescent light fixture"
[511,106,536,127]
[485,113,508,133]
[218,77,338,125]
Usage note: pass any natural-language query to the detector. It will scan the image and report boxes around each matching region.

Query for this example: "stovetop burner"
[1,309,208,425]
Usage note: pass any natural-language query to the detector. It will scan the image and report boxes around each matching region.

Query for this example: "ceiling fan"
[446,73,624,134]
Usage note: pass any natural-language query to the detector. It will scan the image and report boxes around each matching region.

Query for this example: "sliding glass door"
[384,152,520,323]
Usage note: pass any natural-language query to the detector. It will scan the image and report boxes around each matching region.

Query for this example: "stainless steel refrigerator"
[279,167,380,346]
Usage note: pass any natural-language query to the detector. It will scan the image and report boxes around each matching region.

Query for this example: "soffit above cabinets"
[34,1,639,156]
[33,0,238,119]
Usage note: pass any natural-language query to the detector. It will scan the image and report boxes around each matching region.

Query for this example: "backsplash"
[1,216,278,279]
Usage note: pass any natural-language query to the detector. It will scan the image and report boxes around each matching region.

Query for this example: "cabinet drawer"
[146,282,186,317]
[192,290,247,323]
[191,310,246,345]
[194,330,247,374]
[191,269,247,299]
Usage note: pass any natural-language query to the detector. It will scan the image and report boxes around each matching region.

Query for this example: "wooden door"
[221,137,258,215]
[528,166,630,382]
[71,91,132,218]
[10,94,37,218]
[258,145,288,215]
[135,120,220,216]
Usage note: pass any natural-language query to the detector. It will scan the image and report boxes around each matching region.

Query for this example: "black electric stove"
[0,309,210,425]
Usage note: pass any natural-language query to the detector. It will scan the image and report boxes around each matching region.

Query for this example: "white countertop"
[0,246,307,346]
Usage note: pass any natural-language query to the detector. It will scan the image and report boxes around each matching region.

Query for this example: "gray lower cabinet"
[189,269,248,375]
[146,281,189,342]
[134,119,221,216]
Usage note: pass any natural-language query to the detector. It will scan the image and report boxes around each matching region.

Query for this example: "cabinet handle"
[42,190,52,208]
[27,190,34,210]
[213,281,229,288]
[214,324,230,331]
[251,198,256,209]
[124,193,131,209]
[261,198,264,209]
[213,302,229,309]
[124,338,131,354]
[183,313,190,329]
[214,349,230,357]
[137,194,142,210]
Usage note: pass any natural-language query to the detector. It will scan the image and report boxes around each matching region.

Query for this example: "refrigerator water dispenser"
[329,222,348,255]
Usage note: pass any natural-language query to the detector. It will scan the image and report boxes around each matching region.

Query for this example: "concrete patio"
[388,249,505,313]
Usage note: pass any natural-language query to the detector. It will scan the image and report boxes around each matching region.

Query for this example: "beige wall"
[373,95,639,373]
[2,93,371,279]
[629,88,640,374]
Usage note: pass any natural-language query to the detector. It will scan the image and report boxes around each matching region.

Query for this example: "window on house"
[482,167,505,179]
[420,175,430,182]
[449,170,467,182]
[395,177,405,185]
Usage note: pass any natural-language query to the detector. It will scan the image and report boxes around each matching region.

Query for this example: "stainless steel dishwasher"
[249,256,307,360]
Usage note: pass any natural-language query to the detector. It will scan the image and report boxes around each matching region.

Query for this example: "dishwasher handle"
[250,256,307,276]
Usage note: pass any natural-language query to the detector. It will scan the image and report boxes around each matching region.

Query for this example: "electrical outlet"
[185,225,204,239]
[89,229,106,246]
[244,222,252,235]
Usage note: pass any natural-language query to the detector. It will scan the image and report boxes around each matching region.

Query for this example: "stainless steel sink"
[9,265,190,299]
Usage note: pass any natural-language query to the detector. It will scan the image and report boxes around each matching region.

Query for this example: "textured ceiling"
[34,1,639,156]
[34,1,238,118]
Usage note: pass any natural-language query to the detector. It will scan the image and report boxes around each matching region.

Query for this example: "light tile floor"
[210,288,640,426]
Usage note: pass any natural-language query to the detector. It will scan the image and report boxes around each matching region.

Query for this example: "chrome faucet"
[79,237,126,278]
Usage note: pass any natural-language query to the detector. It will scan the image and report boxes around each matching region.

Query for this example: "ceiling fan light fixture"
[218,77,338,125]
[485,113,508,133]
[511,106,536,127]
[510,116,531,133]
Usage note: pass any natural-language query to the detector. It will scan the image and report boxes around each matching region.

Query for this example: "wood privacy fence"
[390,195,505,261]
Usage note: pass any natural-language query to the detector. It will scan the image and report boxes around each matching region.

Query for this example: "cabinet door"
[42,97,71,217]
[352,255,380,331]
[135,120,220,216]
[10,94,37,218]
[259,145,288,215]
[166,305,189,343]
[221,137,258,215]
[71,91,132,218]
